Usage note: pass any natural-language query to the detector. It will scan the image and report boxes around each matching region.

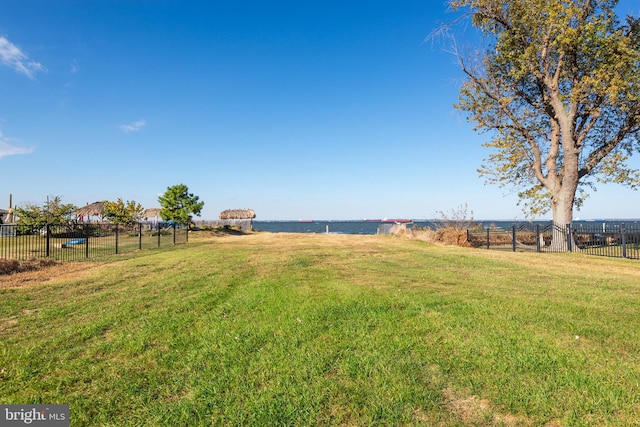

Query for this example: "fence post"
[536,224,541,252]
[138,222,142,250]
[157,223,161,247]
[185,223,188,243]
[566,224,573,252]
[45,223,50,258]
[85,224,90,259]
[173,222,176,245]
[512,224,517,252]
[115,224,119,255]
[486,227,490,249]
[621,223,627,258]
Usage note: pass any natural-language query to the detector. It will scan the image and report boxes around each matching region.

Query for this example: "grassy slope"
[1,232,639,426]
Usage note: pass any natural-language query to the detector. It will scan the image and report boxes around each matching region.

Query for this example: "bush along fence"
[467,222,640,260]
[0,222,188,261]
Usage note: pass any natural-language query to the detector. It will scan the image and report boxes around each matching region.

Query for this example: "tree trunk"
[550,188,577,252]
[547,113,580,252]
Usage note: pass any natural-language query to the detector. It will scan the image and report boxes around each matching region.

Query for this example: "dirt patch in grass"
[444,388,535,426]
[443,387,567,426]
[444,388,494,425]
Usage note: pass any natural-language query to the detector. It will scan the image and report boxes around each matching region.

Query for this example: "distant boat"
[381,218,412,223]
[298,219,314,223]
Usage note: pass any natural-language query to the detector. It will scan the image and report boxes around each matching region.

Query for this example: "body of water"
[251,220,640,235]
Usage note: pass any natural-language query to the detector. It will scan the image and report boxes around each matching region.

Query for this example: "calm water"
[252,220,640,235]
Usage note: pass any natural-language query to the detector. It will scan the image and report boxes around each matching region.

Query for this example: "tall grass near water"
[1,232,639,426]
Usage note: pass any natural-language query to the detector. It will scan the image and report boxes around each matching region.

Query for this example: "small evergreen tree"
[158,184,204,226]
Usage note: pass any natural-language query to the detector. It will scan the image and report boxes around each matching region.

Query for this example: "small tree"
[435,203,477,231]
[158,184,204,226]
[14,196,77,227]
[103,198,144,226]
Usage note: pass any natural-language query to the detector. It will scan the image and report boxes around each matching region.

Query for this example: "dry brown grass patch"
[0,260,96,289]
[444,388,535,427]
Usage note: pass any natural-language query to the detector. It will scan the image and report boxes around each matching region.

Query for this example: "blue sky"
[1,1,639,221]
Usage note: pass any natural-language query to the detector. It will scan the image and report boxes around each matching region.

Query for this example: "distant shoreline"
[249,218,640,223]
[234,219,640,235]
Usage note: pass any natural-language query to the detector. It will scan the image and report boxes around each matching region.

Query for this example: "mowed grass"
[1,232,640,426]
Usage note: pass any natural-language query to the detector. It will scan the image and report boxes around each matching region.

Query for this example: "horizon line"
[194,218,640,222]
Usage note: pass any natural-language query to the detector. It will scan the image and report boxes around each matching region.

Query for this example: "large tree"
[448,0,640,235]
[158,184,204,226]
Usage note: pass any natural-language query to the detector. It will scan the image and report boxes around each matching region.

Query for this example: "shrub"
[0,259,20,275]
[432,226,472,247]
[431,204,479,247]
[0,258,59,275]
[397,204,480,247]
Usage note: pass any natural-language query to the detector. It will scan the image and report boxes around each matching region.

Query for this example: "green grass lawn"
[1,232,639,426]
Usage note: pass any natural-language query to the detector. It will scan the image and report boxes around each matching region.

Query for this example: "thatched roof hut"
[216,209,256,231]
[142,208,161,219]
[75,201,106,221]
[219,209,256,220]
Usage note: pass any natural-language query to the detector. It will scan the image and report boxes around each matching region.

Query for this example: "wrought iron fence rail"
[0,222,188,262]
[467,222,639,260]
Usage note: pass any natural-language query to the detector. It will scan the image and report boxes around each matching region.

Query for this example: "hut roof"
[75,201,106,217]
[142,208,161,219]
[0,209,7,215]
[219,209,256,220]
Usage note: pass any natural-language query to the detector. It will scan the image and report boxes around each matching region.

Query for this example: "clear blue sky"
[1,1,639,221]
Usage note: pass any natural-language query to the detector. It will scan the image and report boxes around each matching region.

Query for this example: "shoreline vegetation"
[1,232,639,425]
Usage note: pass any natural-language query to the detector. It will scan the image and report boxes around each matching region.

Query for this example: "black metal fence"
[0,222,188,261]
[467,222,640,260]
